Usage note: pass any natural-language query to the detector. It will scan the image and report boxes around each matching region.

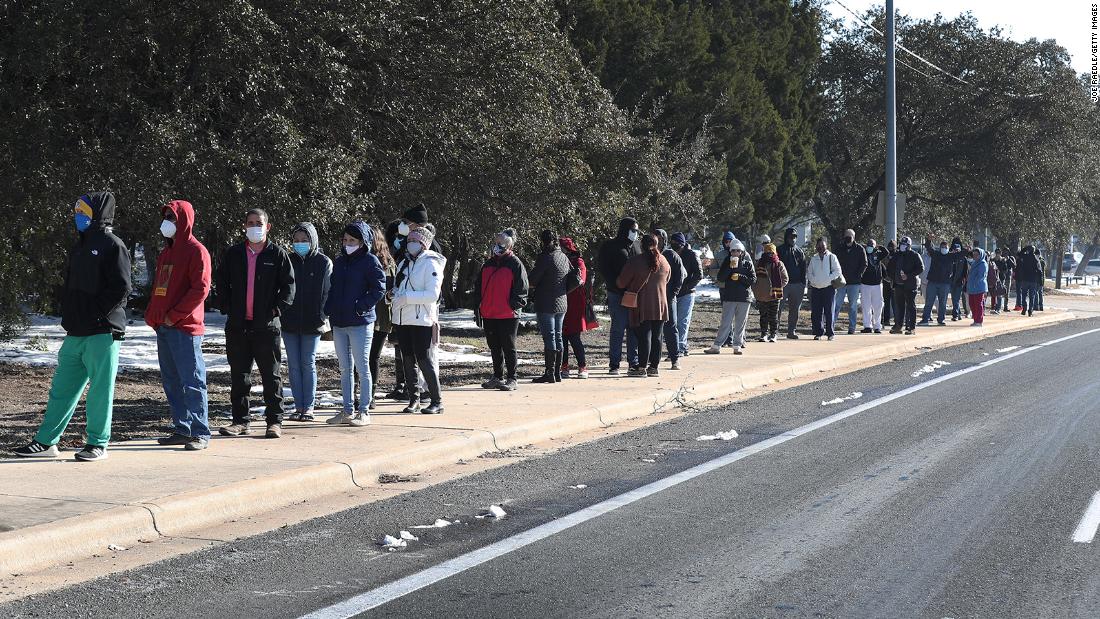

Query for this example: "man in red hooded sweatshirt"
[145,200,213,451]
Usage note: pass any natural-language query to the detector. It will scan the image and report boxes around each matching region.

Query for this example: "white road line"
[300,326,1100,619]
[1073,491,1100,543]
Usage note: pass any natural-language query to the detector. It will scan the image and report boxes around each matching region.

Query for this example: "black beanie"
[403,203,428,224]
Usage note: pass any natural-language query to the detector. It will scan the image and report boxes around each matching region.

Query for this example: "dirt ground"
[0,300,839,456]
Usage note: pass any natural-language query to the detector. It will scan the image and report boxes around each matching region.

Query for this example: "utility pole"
[884,0,897,243]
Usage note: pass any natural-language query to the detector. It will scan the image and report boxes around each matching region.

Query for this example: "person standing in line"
[559,236,597,379]
[671,232,702,356]
[216,208,296,439]
[325,221,386,426]
[919,236,953,326]
[368,227,397,408]
[15,193,132,461]
[392,205,443,405]
[986,250,1001,317]
[654,229,685,369]
[882,239,897,327]
[806,237,842,341]
[1036,248,1046,311]
[948,238,968,321]
[752,243,788,342]
[833,229,867,335]
[473,229,529,391]
[859,240,886,334]
[887,236,924,335]
[1016,245,1043,316]
[777,227,807,339]
[990,248,1009,315]
[281,222,331,424]
[147,200,213,450]
[705,238,757,354]
[391,227,446,414]
[617,233,672,375]
[966,248,989,326]
[529,230,571,384]
[381,220,410,401]
[598,218,640,374]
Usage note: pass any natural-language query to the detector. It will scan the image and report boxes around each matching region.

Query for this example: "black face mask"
[671,243,684,251]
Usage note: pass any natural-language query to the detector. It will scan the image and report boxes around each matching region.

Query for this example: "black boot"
[532,349,556,383]
[553,350,563,382]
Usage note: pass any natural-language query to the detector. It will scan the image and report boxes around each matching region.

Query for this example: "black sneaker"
[861,328,873,334]
[787,332,799,340]
[74,444,108,462]
[481,377,503,389]
[402,400,421,414]
[385,389,408,401]
[14,440,59,458]
[157,433,193,446]
[184,437,210,451]
[498,379,518,392]
[422,403,444,415]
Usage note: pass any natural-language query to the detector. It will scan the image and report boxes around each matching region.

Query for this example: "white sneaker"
[704,346,721,354]
[577,367,589,379]
[327,412,352,425]
[733,346,743,355]
[348,412,371,427]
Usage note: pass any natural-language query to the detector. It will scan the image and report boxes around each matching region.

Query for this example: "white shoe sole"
[74,451,108,462]
[348,416,371,427]
[15,448,60,458]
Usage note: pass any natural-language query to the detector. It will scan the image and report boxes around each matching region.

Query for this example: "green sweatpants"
[34,334,121,447]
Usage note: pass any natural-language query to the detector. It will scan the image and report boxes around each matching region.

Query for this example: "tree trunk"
[1055,241,1064,289]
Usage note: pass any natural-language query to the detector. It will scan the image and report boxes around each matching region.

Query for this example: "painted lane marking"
[300,326,1100,619]
[1073,491,1100,543]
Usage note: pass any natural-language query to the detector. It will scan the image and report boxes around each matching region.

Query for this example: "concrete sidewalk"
[0,308,1075,575]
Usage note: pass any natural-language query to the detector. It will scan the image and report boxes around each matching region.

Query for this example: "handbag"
[831,275,846,289]
[622,272,651,309]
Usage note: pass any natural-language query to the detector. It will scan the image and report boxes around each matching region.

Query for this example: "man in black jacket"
[948,238,969,321]
[778,227,807,339]
[654,229,685,369]
[216,208,295,439]
[1016,245,1043,316]
[671,232,702,357]
[887,236,925,335]
[920,236,953,325]
[15,192,132,462]
[833,229,868,335]
[598,217,640,373]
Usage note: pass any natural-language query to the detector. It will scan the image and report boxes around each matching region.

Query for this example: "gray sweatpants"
[713,301,751,349]
[782,282,806,334]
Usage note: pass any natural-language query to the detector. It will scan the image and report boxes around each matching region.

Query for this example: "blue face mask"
[395,237,404,250]
[292,242,310,257]
[75,213,92,232]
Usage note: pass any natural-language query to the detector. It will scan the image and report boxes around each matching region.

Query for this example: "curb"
[0,310,1075,575]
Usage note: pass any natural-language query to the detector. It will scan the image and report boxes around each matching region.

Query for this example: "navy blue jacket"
[281,222,333,335]
[325,246,387,328]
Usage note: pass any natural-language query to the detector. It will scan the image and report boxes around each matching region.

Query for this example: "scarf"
[763,252,784,298]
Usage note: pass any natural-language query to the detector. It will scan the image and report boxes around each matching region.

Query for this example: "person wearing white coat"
[806,237,843,340]
[390,227,447,414]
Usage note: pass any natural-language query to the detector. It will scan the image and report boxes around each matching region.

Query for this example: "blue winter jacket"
[325,222,387,328]
[966,249,989,294]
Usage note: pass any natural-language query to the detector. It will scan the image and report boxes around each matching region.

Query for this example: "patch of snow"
[399,530,418,541]
[380,534,407,550]
[107,544,127,552]
[821,392,863,406]
[476,505,508,519]
[1054,287,1094,296]
[568,484,588,489]
[995,346,1019,353]
[411,519,452,529]
[695,278,721,303]
[696,430,739,441]
[911,360,951,378]
[640,458,656,463]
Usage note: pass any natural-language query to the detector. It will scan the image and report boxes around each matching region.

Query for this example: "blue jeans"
[1020,281,1040,312]
[922,282,951,323]
[282,332,320,412]
[607,291,639,369]
[833,284,861,329]
[675,293,695,355]
[663,293,679,361]
[537,312,565,351]
[157,326,209,439]
[950,285,965,318]
[333,324,374,414]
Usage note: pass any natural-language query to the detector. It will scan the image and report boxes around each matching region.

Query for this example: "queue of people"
[11,195,1046,461]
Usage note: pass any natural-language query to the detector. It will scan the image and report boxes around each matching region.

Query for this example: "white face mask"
[246,226,265,243]
[940,247,948,255]
[492,245,505,256]
[407,241,423,256]
[398,222,411,236]
[160,220,177,239]
[344,244,360,255]
[899,243,910,252]
[627,230,638,242]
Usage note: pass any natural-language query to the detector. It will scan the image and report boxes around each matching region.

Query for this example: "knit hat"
[671,232,687,246]
[495,228,515,249]
[729,239,746,252]
[763,243,777,254]
[899,236,913,247]
[408,226,434,249]
[722,230,736,242]
[403,203,428,224]
[758,234,771,244]
[559,236,579,254]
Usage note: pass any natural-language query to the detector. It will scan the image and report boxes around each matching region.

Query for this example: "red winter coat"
[144,200,212,335]
[563,257,597,335]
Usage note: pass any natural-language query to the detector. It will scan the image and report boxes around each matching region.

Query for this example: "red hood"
[163,200,195,242]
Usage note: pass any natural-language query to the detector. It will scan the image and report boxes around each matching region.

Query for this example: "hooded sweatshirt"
[282,222,333,335]
[325,221,386,328]
[145,200,212,335]
[598,218,639,295]
[63,192,133,338]
[1016,246,1043,283]
[966,249,989,294]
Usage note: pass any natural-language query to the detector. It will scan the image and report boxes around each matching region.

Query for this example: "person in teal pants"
[15,192,132,461]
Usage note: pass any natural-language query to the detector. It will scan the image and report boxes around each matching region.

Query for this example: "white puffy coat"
[806,250,843,289]
[391,250,446,327]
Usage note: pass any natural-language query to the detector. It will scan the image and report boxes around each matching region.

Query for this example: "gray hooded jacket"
[282,222,333,334]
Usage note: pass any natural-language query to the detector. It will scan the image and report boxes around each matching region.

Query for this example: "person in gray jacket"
[654,229,685,369]
[529,229,571,383]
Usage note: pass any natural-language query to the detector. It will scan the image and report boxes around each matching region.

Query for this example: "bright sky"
[830,0,1094,76]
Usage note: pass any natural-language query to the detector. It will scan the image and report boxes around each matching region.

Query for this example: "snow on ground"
[0,311,523,373]
[911,360,951,378]
[696,430,739,441]
[821,392,863,406]
[1052,287,1095,296]
[695,278,721,303]
[995,346,1019,353]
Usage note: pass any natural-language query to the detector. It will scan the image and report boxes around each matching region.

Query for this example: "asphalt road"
[6,317,1100,619]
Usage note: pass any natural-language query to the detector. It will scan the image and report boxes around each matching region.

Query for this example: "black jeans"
[809,286,836,337]
[483,318,519,380]
[563,332,587,368]
[398,324,442,404]
[633,320,664,370]
[226,324,283,425]
[882,283,894,324]
[369,329,388,397]
[893,288,918,331]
